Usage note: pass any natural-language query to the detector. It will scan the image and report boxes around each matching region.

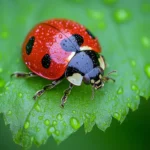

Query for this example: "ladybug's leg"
[33,79,62,100]
[11,72,37,78]
[61,83,74,108]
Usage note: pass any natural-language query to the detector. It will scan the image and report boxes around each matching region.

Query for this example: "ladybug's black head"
[83,67,116,90]
[83,67,104,89]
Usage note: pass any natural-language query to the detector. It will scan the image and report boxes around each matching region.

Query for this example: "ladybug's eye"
[86,29,96,39]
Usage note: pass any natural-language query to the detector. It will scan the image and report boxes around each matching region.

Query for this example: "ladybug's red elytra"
[12,19,115,107]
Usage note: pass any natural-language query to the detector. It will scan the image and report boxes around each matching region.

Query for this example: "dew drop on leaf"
[0,79,5,88]
[24,121,30,129]
[141,36,150,48]
[7,110,12,115]
[35,104,41,112]
[18,93,23,98]
[44,119,50,126]
[47,126,55,135]
[130,60,136,67]
[1,31,9,39]
[52,120,57,126]
[113,112,121,121]
[72,110,76,114]
[56,113,63,120]
[127,102,131,108]
[63,121,67,126]
[98,22,107,30]
[70,117,80,130]
[117,87,123,94]
[114,9,131,23]
[36,127,40,132]
[55,130,60,136]
[144,64,150,78]
[131,84,139,91]
[87,10,104,20]
[0,68,3,73]
[38,116,43,120]
[136,95,140,100]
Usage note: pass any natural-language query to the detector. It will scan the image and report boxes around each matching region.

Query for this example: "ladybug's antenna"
[102,70,116,82]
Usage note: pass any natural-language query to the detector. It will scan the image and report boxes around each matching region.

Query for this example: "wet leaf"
[0,0,150,148]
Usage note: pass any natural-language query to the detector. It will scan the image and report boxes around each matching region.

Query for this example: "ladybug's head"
[83,55,116,90]
[83,67,116,90]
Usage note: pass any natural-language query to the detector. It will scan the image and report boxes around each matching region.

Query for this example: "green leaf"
[0,0,150,148]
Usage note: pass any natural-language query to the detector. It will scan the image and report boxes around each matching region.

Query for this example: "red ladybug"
[12,19,115,107]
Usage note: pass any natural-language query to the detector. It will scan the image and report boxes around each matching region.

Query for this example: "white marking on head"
[99,56,106,70]
[95,80,100,84]
[67,73,83,86]
[80,46,92,51]
[91,79,95,83]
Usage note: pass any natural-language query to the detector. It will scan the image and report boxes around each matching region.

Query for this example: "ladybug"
[12,19,115,107]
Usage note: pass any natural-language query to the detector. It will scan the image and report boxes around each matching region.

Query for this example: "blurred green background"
[0,0,150,149]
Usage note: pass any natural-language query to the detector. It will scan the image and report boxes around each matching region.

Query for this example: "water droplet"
[38,116,43,120]
[140,91,145,96]
[103,0,117,5]
[44,119,50,126]
[127,102,131,107]
[114,112,121,120]
[145,64,150,78]
[141,36,150,48]
[18,93,23,98]
[87,10,104,20]
[70,117,80,130]
[131,84,138,91]
[1,31,8,38]
[55,130,60,136]
[72,110,76,114]
[63,122,66,126]
[59,34,62,39]
[24,121,30,129]
[56,113,63,120]
[47,126,55,135]
[7,110,12,115]
[35,104,41,112]
[114,9,131,23]
[98,22,107,30]
[117,87,123,94]
[0,79,5,88]
[52,120,57,126]
[36,127,40,132]
[130,60,136,67]
[0,68,3,73]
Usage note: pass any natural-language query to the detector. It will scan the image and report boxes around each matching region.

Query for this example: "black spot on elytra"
[41,54,51,68]
[86,29,96,39]
[72,34,84,46]
[26,36,35,55]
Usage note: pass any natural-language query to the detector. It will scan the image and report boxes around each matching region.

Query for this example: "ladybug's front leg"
[61,83,74,108]
[11,72,37,78]
[33,79,62,100]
